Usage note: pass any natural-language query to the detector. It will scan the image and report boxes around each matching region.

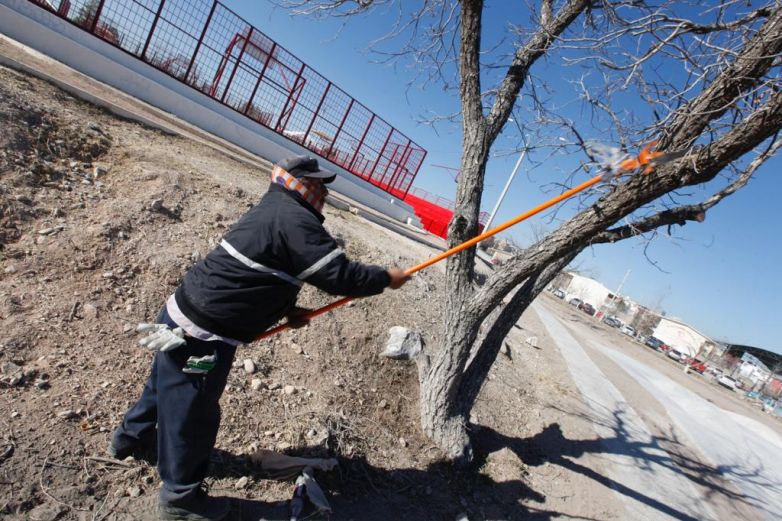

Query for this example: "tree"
[278,0,782,463]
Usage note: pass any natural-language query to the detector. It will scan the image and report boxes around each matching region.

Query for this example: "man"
[110,156,410,520]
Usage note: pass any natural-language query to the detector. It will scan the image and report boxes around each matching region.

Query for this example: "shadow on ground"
[210,405,782,521]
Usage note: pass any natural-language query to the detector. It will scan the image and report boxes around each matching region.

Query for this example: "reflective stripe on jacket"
[175,184,390,342]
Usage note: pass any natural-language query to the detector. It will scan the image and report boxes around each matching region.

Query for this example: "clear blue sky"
[221,1,781,354]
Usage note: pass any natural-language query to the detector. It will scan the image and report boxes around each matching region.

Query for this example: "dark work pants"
[113,307,237,506]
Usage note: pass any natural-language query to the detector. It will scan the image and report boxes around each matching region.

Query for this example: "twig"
[85,456,133,467]
[68,301,80,321]
[39,457,90,512]
[91,494,111,521]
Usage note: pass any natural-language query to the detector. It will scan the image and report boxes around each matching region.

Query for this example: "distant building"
[651,317,715,358]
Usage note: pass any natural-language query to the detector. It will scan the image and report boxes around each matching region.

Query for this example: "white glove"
[137,323,186,352]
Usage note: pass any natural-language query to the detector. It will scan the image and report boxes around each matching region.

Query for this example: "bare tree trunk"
[420,0,593,465]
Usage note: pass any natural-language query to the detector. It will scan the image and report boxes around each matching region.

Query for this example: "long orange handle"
[255,174,602,340]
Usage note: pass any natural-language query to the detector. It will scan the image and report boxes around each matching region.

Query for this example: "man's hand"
[387,267,411,290]
[286,307,312,329]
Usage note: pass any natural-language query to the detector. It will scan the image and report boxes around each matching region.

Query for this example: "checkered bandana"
[271,166,328,214]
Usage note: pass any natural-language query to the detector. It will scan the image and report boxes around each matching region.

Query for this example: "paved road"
[534,301,782,520]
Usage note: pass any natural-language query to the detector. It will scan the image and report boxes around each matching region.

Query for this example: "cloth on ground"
[249,449,338,480]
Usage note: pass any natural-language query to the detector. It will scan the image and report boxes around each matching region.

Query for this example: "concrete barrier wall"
[0,0,421,225]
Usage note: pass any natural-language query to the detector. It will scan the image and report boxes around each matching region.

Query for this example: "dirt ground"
[0,58,644,521]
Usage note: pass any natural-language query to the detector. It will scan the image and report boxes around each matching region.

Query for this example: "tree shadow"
[205,448,601,520]
[471,402,779,520]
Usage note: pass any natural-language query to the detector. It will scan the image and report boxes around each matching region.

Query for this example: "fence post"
[403,149,426,197]
[185,0,218,83]
[326,98,353,160]
[303,81,331,147]
[275,62,306,132]
[220,26,253,104]
[387,139,412,190]
[89,0,107,32]
[367,127,394,181]
[141,0,167,60]
[347,113,374,173]
[244,42,277,116]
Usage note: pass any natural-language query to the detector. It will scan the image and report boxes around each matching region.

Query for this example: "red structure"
[29,0,426,196]
[389,187,489,240]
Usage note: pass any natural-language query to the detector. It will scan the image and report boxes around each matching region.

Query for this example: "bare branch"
[485,0,592,142]
[592,135,781,243]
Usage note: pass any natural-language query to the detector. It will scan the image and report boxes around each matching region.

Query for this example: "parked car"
[619,324,636,337]
[553,289,566,299]
[578,302,596,316]
[688,359,707,374]
[717,375,738,391]
[568,297,582,307]
[602,316,622,328]
[667,349,683,361]
[644,336,665,350]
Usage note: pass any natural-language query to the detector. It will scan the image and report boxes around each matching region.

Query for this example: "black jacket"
[175,184,391,342]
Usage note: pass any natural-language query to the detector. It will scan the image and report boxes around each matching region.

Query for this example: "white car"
[619,324,636,337]
[717,375,737,391]
[667,349,683,361]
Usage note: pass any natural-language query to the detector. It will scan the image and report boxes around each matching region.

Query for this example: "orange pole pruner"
[255,142,685,341]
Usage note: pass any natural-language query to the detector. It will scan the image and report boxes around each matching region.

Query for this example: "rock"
[525,336,539,348]
[264,431,274,437]
[382,326,423,360]
[127,485,142,498]
[93,166,108,178]
[399,437,407,447]
[150,199,164,212]
[290,342,303,354]
[38,227,55,235]
[379,399,388,409]
[27,504,65,521]
[1,361,22,376]
[82,303,98,319]
[306,429,318,438]
[267,382,281,391]
[251,378,263,391]
[123,323,134,333]
[51,208,65,218]
[57,410,78,420]
[283,385,297,395]
[235,476,250,490]
[276,441,292,451]
[3,265,17,274]
[243,359,256,374]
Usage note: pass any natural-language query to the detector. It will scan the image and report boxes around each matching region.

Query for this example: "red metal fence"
[30,0,426,195]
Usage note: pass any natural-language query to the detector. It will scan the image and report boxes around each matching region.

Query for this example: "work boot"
[158,487,231,520]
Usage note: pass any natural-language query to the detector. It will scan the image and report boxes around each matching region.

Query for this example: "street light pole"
[484,145,528,231]
[600,269,631,319]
